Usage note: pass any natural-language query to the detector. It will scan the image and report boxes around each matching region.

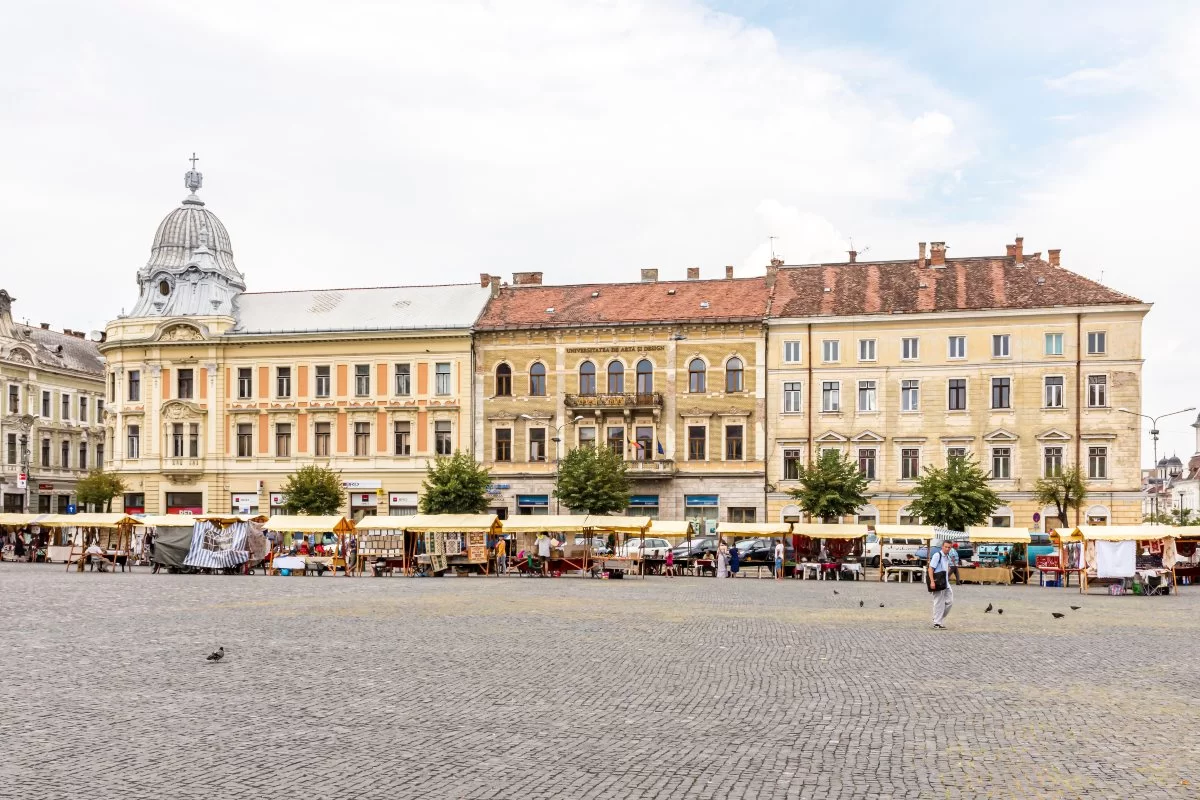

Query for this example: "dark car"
[670,537,718,561]
[735,537,794,565]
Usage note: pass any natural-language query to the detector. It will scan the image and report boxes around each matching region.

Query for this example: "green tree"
[76,469,128,512]
[789,450,870,522]
[281,464,344,515]
[554,444,631,514]
[907,455,1001,532]
[1144,508,1200,526]
[1033,465,1088,530]
[419,451,491,514]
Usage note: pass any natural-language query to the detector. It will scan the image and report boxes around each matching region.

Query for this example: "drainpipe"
[806,323,813,465]
[762,321,769,519]
[1074,312,1082,526]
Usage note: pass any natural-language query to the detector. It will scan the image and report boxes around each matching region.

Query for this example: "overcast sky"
[2,0,1197,463]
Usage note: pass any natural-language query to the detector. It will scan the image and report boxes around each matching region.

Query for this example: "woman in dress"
[716,539,730,578]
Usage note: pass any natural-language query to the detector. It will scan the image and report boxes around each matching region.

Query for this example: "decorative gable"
[1035,428,1072,441]
[815,430,849,443]
[983,428,1019,442]
[851,430,884,443]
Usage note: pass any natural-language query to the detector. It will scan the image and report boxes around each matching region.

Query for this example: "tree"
[76,469,128,512]
[420,451,491,514]
[1144,508,1200,526]
[789,450,870,522]
[907,455,1001,532]
[554,444,631,514]
[1033,466,1088,529]
[281,464,344,515]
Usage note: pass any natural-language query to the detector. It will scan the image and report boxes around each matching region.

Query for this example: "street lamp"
[519,414,585,513]
[18,433,29,513]
[1118,406,1196,523]
[1179,492,1187,527]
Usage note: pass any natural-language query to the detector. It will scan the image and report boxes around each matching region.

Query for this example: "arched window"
[688,358,706,393]
[725,357,744,392]
[529,362,546,396]
[636,359,654,395]
[495,363,512,397]
[579,361,596,396]
[607,361,625,394]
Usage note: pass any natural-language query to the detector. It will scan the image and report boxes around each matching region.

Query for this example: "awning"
[501,515,592,534]
[359,514,500,534]
[264,515,356,534]
[647,520,697,538]
[716,522,792,536]
[874,524,937,540]
[966,526,1032,544]
[0,513,47,527]
[792,523,870,540]
[37,513,140,528]
[135,515,203,528]
[585,515,652,534]
[1050,528,1084,543]
[1072,525,1172,542]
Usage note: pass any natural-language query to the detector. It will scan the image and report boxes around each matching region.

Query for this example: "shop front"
[516,494,549,516]
[685,494,719,536]
[230,492,260,515]
[124,492,146,515]
[165,492,203,515]
[388,492,418,517]
[349,491,378,521]
[628,494,660,519]
[269,492,288,516]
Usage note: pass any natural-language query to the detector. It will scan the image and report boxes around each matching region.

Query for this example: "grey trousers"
[931,586,954,625]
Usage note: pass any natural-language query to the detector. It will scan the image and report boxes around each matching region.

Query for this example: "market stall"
[263,515,356,576]
[40,514,139,572]
[962,527,1033,585]
[715,521,793,578]
[501,515,594,576]
[0,514,46,562]
[1058,526,1180,595]
[360,514,501,576]
[585,515,652,576]
[874,525,936,583]
[649,520,700,574]
[1172,529,1200,587]
[790,523,869,581]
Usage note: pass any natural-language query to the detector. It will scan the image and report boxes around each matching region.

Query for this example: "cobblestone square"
[2,566,1196,799]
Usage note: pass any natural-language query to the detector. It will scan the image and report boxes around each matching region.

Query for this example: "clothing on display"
[1095,539,1136,579]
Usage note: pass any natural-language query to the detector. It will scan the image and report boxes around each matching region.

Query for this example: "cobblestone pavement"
[2,565,1198,799]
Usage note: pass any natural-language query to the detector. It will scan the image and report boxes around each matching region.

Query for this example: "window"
[948,378,967,411]
[901,379,920,412]
[41,390,50,418]
[1087,331,1107,355]
[598,361,622,394]
[394,421,411,456]
[822,340,840,362]
[354,422,371,456]
[688,359,706,393]
[946,446,968,462]
[127,425,140,459]
[61,394,70,420]
[354,364,370,396]
[1088,446,1108,479]
[275,423,291,457]
[992,334,1010,358]
[724,425,743,460]
[858,448,877,480]
[901,448,920,480]
[529,428,547,462]
[1045,333,1063,356]
[687,426,706,461]
[1044,446,1063,477]
[991,447,1011,479]
[97,399,104,420]
[727,507,756,523]
[857,380,876,412]
[783,448,802,480]
[434,421,452,455]
[948,336,966,359]
[188,423,199,458]
[5,434,15,464]
[607,426,625,454]
[494,428,511,461]
[636,360,654,394]
[314,365,331,398]
[821,381,840,412]
[276,367,292,398]
[61,440,70,469]
[79,443,87,471]
[41,438,50,466]
[724,358,743,392]
[95,443,103,467]
[177,368,194,399]
[578,427,596,447]
[901,337,919,360]
[314,422,330,457]
[783,382,802,413]
[1044,376,1064,408]
[1087,375,1107,408]
[392,364,409,396]
[858,339,876,361]
[579,361,596,395]
[783,341,802,363]
[634,426,653,460]
[435,363,451,395]
[171,423,185,457]
[237,423,253,457]
[128,370,141,401]
[108,373,115,402]
[991,377,1011,409]
[237,367,252,399]
[529,362,547,396]
[6,385,16,413]
[80,396,88,422]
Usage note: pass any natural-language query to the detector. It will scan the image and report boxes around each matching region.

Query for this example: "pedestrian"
[716,540,729,578]
[928,539,955,629]
[664,548,674,577]
[495,536,507,575]
[729,542,740,577]
[947,543,961,585]
[536,532,552,576]
[774,539,785,581]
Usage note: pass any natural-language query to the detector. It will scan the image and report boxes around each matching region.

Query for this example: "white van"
[861,533,925,567]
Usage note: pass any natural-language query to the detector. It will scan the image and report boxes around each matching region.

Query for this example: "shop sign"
[517,494,549,507]
[270,493,288,506]
[350,492,377,508]
[628,495,659,507]
[389,492,418,507]
[684,494,719,507]
[38,483,54,491]
[342,479,382,490]
[167,506,202,515]
[16,472,26,490]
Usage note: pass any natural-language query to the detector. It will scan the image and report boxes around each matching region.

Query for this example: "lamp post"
[1118,406,1196,523]
[1179,492,1187,527]
[519,414,584,514]
[18,433,29,513]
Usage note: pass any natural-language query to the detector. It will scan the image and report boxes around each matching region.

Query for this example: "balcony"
[161,458,204,484]
[565,392,663,410]
[624,458,676,478]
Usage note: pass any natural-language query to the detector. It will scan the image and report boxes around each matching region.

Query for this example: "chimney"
[479,273,491,288]
[1005,244,1016,258]
[40,322,50,330]
[489,278,501,299]
[1014,236,1024,264]
[725,265,734,279]
[930,242,946,268]
[72,331,85,339]
[641,268,659,283]
[765,263,778,290]
[686,267,700,280]
[63,328,73,336]
[512,271,543,286]
[847,250,857,264]
[1048,248,1061,267]
[918,242,927,269]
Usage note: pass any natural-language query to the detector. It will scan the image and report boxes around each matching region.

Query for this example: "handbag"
[927,553,948,592]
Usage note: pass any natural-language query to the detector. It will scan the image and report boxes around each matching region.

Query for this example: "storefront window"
[685,494,719,535]
[517,495,549,516]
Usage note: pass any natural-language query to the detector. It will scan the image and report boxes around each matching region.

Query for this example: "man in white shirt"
[536,532,552,576]
[774,540,785,581]
[85,542,110,572]
[928,540,955,629]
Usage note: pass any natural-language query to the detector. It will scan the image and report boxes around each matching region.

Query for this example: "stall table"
[884,565,925,583]
[955,565,1012,585]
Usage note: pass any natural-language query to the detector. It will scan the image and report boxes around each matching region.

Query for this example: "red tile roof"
[475,277,770,330]
[770,255,1142,318]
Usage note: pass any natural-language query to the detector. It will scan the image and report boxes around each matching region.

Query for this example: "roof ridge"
[498,276,767,290]
[243,282,484,296]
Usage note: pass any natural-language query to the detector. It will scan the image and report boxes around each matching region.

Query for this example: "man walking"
[947,543,961,585]
[928,539,954,629]
[495,536,507,575]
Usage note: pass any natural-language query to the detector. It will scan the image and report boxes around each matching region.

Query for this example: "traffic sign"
[16,472,26,489]
[66,504,77,514]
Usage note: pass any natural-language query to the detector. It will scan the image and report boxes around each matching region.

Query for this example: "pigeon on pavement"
[859,600,864,608]
[1070,606,1082,611]
[985,603,993,613]
[1051,612,1065,619]
[833,590,839,595]
[879,603,885,608]
[206,647,225,662]
[997,609,1003,615]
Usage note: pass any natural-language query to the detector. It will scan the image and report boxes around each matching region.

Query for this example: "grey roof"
[229,283,493,335]
[7,326,104,375]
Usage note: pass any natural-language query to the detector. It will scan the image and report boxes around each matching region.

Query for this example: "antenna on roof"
[769,236,779,260]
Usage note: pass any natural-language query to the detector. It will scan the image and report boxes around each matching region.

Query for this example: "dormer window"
[158,280,170,296]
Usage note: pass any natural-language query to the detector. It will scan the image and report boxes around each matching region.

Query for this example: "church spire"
[183,152,204,206]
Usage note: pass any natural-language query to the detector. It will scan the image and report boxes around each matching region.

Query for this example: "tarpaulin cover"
[150,526,194,568]
[184,520,250,569]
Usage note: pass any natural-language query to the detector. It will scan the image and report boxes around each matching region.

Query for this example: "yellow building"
[100,167,490,518]
[473,268,770,531]
[0,290,106,512]
[765,239,1149,530]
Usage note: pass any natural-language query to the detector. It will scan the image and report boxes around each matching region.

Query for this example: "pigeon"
[879,603,885,608]
[1051,612,1065,619]
[1070,606,1082,611]
[206,647,225,662]
[985,603,993,613]
[997,609,1003,615]
[859,600,864,608]
[833,590,839,595]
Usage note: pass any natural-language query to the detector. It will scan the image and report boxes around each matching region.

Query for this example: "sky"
[1,0,1197,463]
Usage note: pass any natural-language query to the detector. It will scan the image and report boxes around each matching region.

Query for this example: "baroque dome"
[147,198,240,278]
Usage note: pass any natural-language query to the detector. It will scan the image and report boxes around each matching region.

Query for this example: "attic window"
[1036,277,1046,285]
[666,289,676,295]
[823,287,832,293]
[158,280,170,296]
[591,291,600,298]
[545,307,555,314]
[699,301,710,309]
[919,282,928,289]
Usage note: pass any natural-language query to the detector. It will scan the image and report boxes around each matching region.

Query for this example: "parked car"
[976,534,1056,567]
[861,533,925,567]
[734,537,794,565]
[574,535,612,555]
[618,537,672,558]
[670,537,718,561]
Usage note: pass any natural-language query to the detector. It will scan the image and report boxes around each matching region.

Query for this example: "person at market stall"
[85,542,111,572]
[774,540,785,581]
[13,533,25,562]
[495,536,507,575]
[716,540,730,578]
[818,543,830,562]
[928,539,955,629]
[947,544,961,585]
[729,543,740,577]
[664,547,674,577]
[536,532,552,576]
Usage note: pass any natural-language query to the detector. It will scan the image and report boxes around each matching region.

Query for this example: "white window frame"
[948,335,966,360]
[990,447,1012,480]
[821,340,840,363]
[782,448,803,481]
[782,381,802,413]
[1088,446,1108,479]
[945,446,968,463]
[857,380,877,412]
[783,341,803,364]
[1043,375,1065,409]
[1043,446,1064,478]
[821,380,841,413]
[991,376,1013,410]
[900,379,920,412]
[947,377,968,412]
[1087,331,1107,355]
[857,447,877,481]
[1044,332,1064,356]
[1087,374,1108,408]
[992,334,1011,358]
[857,339,876,362]
[899,447,921,481]
[901,337,919,361]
